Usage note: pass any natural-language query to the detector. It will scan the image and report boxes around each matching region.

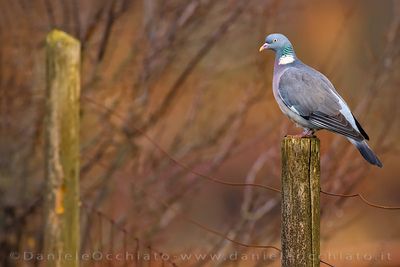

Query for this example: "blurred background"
[0,0,399,266]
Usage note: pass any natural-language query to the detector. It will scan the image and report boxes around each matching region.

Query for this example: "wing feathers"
[309,112,364,141]
[278,68,341,117]
[278,67,366,141]
[353,115,370,140]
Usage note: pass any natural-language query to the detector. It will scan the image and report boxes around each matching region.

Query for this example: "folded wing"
[278,67,365,141]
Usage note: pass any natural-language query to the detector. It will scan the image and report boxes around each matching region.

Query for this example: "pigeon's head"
[259,33,292,53]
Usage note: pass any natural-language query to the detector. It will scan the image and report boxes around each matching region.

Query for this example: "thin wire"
[321,190,400,210]
[85,157,335,267]
[138,186,335,267]
[143,188,281,250]
[83,96,400,211]
[83,95,280,193]
[81,202,178,267]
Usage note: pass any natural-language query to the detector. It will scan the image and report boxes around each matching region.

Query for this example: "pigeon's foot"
[293,129,315,138]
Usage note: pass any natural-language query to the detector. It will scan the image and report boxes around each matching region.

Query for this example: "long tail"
[348,138,383,168]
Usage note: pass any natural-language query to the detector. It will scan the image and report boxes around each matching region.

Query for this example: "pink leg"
[292,129,315,138]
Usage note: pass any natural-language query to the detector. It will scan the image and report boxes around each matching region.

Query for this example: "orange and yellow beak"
[259,43,269,52]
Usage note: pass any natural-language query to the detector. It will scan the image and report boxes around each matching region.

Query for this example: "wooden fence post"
[281,137,320,267]
[44,30,80,267]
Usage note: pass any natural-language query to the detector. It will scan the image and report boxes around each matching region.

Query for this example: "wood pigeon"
[259,33,382,167]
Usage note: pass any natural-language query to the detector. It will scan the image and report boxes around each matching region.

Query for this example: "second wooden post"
[44,30,80,267]
[281,137,320,267]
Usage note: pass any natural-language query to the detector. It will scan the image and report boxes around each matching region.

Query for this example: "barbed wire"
[83,95,400,211]
[82,96,280,193]
[82,156,335,267]
[138,186,335,267]
[81,201,178,267]
[320,190,400,210]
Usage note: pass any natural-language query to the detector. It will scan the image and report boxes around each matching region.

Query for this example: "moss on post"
[44,30,80,267]
[281,136,320,267]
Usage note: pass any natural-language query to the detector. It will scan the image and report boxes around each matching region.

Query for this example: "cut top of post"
[46,29,80,48]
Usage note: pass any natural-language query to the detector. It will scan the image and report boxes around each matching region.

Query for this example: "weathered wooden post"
[44,30,80,267]
[281,137,320,267]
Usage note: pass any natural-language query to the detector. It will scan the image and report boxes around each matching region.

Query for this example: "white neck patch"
[278,54,295,65]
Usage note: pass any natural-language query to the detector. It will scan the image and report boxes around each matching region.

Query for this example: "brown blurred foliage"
[0,0,399,266]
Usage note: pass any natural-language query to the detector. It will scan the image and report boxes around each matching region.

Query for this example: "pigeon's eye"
[273,39,277,43]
